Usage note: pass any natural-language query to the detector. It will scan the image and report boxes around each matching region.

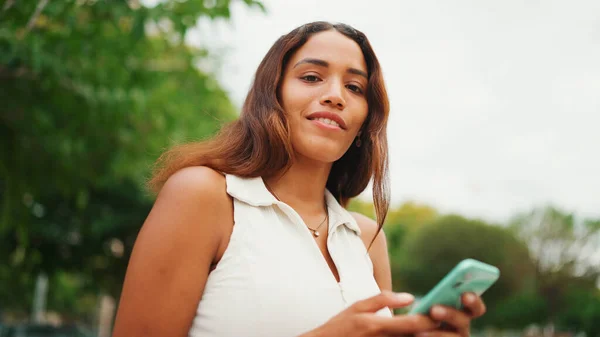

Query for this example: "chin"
[294,143,350,164]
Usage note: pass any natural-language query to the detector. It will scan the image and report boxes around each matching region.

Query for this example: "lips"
[306,111,347,130]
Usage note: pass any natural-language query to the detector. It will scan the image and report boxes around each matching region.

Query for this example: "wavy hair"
[149,21,391,236]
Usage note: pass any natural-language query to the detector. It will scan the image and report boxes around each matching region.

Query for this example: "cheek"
[353,104,369,130]
[281,82,315,117]
[280,82,301,113]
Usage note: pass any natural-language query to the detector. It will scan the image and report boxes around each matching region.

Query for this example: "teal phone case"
[408,258,500,315]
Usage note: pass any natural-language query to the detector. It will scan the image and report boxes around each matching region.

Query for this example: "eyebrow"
[293,58,368,79]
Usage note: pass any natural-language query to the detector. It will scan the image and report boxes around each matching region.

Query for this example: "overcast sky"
[185,0,600,222]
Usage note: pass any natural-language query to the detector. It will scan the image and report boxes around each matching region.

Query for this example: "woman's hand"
[416,292,487,337]
[300,291,440,337]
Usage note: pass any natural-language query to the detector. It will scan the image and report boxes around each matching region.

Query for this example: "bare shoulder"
[159,165,228,201]
[151,166,231,238]
[150,165,233,262]
[349,211,392,292]
[112,166,232,337]
[349,211,386,247]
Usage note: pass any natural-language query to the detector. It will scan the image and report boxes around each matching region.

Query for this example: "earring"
[355,136,362,147]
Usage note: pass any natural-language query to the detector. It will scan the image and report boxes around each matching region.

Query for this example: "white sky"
[184,0,600,222]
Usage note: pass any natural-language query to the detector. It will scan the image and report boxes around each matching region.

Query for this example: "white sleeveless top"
[188,174,391,337]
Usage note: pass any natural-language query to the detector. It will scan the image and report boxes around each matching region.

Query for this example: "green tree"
[347,198,376,219]
[396,214,536,328]
[482,290,548,329]
[386,201,438,231]
[556,287,600,337]
[0,0,263,317]
[347,200,439,291]
[509,206,600,332]
[384,201,439,291]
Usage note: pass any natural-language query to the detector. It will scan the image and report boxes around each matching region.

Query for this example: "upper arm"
[112,166,232,337]
[350,212,392,292]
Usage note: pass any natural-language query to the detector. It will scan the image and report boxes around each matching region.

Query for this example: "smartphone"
[408,258,500,315]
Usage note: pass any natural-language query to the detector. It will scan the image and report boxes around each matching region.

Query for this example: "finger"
[377,313,440,335]
[461,292,486,317]
[351,291,415,313]
[430,306,470,330]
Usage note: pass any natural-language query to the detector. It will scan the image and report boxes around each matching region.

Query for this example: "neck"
[263,156,331,214]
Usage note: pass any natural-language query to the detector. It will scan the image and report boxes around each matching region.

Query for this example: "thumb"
[350,290,414,313]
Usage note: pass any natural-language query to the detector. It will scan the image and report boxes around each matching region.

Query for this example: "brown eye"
[301,75,321,82]
[346,84,363,94]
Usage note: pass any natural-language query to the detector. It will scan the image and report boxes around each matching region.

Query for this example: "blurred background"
[1,0,599,336]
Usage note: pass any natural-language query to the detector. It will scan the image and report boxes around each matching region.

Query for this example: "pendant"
[312,230,320,237]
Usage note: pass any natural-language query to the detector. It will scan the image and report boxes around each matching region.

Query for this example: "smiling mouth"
[308,117,342,128]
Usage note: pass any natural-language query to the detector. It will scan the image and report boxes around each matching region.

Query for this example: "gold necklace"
[265,182,329,238]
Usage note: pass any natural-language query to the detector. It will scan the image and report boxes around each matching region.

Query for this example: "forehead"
[288,30,367,72]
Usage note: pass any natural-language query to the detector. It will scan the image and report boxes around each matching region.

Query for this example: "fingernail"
[465,293,475,304]
[395,292,414,302]
[432,306,446,317]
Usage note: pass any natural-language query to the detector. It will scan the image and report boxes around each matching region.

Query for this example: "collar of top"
[225,174,362,236]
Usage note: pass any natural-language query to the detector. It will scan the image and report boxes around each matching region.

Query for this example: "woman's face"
[279,30,369,164]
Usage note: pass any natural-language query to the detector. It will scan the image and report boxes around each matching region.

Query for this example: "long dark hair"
[149,21,391,236]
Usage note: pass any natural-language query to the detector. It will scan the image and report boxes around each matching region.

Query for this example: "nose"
[320,81,346,110]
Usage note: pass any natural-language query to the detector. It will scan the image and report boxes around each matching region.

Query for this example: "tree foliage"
[0,0,263,315]
[2,2,599,334]
[509,206,600,335]
[396,214,536,328]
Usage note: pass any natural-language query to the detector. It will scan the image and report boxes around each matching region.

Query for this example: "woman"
[112,21,487,337]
